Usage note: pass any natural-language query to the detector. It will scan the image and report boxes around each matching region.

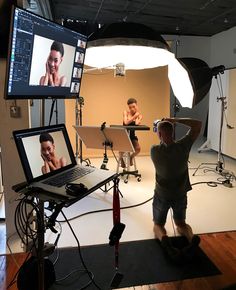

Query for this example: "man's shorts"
[152,193,187,225]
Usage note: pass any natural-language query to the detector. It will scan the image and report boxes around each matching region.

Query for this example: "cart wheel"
[137,177,141,182]
[124,179,128,184]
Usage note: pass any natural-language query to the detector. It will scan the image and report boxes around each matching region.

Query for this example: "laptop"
[13,124,117,199]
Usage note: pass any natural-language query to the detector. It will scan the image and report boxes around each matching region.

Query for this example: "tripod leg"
[192,163,203,176]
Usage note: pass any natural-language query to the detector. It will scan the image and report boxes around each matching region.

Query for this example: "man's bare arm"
[123,111,140,125]
[135,114,142,125]
[164,117,202,142]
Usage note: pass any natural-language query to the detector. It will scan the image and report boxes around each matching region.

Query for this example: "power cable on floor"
[57,180,224,223]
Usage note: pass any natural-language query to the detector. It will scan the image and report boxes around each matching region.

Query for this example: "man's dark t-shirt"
[150,134,193,201]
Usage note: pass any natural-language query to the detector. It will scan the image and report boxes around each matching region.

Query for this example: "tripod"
[75,96,90,165]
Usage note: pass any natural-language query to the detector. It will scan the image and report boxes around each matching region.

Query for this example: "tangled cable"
[14,194,44,254]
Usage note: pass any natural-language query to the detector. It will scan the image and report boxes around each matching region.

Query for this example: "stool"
[117,152,141,183]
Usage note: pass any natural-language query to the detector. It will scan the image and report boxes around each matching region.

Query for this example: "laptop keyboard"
[42,166,95,187]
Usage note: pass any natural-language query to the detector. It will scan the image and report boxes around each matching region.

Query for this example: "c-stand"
[193,72,235,181]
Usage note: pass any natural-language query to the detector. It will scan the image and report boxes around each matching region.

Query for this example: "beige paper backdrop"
[65,66,170,157]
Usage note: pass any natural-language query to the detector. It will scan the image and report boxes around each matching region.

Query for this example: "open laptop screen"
[13,124,76,183]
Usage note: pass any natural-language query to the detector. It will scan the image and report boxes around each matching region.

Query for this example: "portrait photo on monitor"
[77,39,86,49]
[73,67,82,79]
[29,35,76,87]
[70,82,80,94]
[75,51,84,64]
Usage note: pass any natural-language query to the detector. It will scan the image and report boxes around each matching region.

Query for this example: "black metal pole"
[37,200,45,290]
[79,99,83,164]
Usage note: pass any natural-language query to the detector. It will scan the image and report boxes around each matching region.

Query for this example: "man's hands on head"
[161,117,174,123]
[159,117,202,142]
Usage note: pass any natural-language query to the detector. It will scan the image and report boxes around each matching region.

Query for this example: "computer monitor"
[5,6,87,99]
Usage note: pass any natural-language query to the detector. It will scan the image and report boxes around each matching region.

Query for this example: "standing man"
[151,118,202,260]
[122,98,143,167]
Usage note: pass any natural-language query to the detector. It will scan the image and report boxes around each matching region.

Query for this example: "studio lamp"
[175,58,226,107]
[84,23,213,108]
[85,22,170,69]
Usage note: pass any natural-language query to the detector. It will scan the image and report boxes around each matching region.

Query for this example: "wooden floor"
[1,231,236,290]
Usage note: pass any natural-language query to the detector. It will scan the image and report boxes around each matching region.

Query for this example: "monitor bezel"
[5,5,87,100]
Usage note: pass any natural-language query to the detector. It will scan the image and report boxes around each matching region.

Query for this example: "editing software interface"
[6,7,87,99]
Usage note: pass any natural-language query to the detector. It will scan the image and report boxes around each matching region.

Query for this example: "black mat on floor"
[49,237,221,290]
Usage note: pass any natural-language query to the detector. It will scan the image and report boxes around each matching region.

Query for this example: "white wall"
[0,59,30,238]
[164,35,211,62]
[223,69,236,158]
[208,70,228,152]
[165,27,236,70]
[210,26,236,68]
[208,68,236,159]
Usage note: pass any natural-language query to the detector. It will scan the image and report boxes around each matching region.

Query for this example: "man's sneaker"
[161,236,182,263]
[191,235,201,247]
[182,235,201,261]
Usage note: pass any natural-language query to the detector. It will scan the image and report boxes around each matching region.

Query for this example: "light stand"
[216,96,226,172]
[55,99,58,124]
[192,73,233,180]
[40,99,45,127]
[75,96,90,165]
[172,97,180,140]
[172,39,180,140]
[48,98,58,126]
[38,99,46,290]
[100,122,113,170]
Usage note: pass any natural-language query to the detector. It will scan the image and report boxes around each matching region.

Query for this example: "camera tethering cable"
[60,209,102,290]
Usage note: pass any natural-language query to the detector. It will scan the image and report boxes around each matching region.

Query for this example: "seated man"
[121,98,142,167]
[151,117,202,261]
